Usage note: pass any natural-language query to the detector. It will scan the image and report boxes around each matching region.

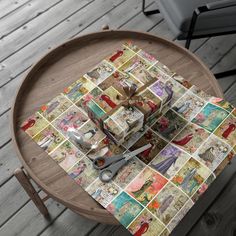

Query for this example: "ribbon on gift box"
[117,83,143,107]
[99,76,159,121]
[93,78,164,145]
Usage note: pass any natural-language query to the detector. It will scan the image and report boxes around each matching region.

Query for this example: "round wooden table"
[11,30,223,224]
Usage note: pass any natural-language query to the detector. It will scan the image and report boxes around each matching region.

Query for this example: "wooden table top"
[11,30,223,224]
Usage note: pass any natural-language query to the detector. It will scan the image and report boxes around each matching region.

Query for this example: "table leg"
[14,168,49,217]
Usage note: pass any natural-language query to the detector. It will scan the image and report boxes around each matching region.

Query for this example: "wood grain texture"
[0,176,39,227]
[224,81,236,106]
[0,0,141,115]
[11,30,223,224]
[0,111,11,148]
[212,45,236,74]
[0,0,31,20]
[81,0,145,35]
[0,0,94,62]
[0,142,20,185]
[122,1,163,31]
[0,0,125,87]
[0,0,124,82]
[0,0,62,38]
[40,209,98,236]
[218,76,236,95]
[0,195,65,236]
[88,224,131,236]
[195,34,236,69]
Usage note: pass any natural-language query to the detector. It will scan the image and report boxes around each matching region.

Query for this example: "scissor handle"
[93,154,124,170]
[99,158,127,182]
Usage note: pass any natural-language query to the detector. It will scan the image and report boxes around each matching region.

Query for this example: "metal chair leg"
[185,10,199,49]
[142,0,160,16]
[214,68,236,79]
[185,38,192,49]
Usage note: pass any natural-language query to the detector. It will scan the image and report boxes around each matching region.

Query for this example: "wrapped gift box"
[103,106,144,145]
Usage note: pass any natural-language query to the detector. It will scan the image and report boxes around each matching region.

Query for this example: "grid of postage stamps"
[21,42,236,236]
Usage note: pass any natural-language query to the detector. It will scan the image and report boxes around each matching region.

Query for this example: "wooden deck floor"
[0,0,236,235]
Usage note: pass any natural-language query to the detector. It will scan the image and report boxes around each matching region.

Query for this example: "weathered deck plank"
[0,0,125,96]
[218,76,236,97]
[80,0,151,35]
[0,142,20,186]
[224,80,236,106]
[0,177,29,227]
[0,176,39,227]
[0,0,31,20]
[0,197,65,236]
[213,45,236,94]
[212,45,236,74]
[88,224,131,236]
[0,0,62,38]
[0,0,124,87]
[122,2,163,31]
[39,209,98,236]
[195,34,236,69]
[0,111,11,148]
[0,0,94,62]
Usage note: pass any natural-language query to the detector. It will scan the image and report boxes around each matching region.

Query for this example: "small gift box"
[103,106,144,145]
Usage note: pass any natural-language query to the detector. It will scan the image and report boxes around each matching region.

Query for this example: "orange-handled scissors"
[93,143,152,182]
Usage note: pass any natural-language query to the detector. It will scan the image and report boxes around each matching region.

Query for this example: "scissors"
[93,143,152,182]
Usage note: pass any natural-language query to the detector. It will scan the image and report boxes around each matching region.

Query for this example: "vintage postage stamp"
[33,125,65,153]
[172,158,211,196]
[192,103,229,132]
[128,209,165,236]
[194,135,231,171]
[67,157,98,189]
[152,109,188,141]
[21,113,49,137]
[64,77,96,103]
[150,144,191,179]
[147,182,189,225]
[51,140,84,171]
[39,94,72,122]
[125,167,168,206]
[86,179,121,207]
[106,45,136,68]
[107,191,144,227]
[52,105,88,136]
[85,60,115,85]
[129,129,168,164]
[172,123,210,154]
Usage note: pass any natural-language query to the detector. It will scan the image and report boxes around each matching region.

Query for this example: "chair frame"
[142,0,236,79]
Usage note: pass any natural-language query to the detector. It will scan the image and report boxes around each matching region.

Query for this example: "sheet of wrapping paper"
[21,42,236,236]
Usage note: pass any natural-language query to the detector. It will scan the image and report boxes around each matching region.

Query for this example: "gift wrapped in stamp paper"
[21,41,236,236]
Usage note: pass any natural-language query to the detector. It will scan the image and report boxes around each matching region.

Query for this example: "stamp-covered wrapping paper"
[21,42,236,236]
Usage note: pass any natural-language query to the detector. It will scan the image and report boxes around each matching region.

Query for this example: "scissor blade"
[125,143,152,159]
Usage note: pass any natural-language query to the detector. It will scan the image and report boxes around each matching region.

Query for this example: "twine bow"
[116,82,143,107]
[100,76,156,120]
